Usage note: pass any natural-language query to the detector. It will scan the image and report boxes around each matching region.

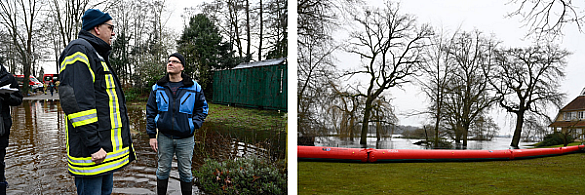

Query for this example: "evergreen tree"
[178,14,242,96]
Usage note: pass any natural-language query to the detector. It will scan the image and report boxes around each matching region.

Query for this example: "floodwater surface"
[5,100,285,195]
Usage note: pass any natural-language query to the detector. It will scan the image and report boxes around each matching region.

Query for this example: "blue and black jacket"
[146,73,208,139]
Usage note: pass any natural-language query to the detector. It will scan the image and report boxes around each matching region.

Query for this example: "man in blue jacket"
[58,9,135,195]
[146,53,208,195]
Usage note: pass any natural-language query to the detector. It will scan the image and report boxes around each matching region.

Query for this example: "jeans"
[74,173,114,195]
[156,133,194,183]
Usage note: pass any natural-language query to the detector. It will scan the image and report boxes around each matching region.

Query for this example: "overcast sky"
[333,0,585,134]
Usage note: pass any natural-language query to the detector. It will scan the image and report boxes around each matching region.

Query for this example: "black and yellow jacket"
[58,30,135,177]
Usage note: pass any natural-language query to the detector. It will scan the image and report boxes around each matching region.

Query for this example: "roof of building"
[550,88,585,128]
[232,57,286,70]
[549,120,585,128]
[559,96,585,112]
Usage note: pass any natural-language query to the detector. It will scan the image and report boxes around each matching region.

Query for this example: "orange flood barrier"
[298,145,584,162]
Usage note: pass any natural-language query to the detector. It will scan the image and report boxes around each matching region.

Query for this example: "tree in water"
[344,1,433,145]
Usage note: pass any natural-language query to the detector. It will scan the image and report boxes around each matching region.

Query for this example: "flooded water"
[5,100,286,195]
[314,135,538,150]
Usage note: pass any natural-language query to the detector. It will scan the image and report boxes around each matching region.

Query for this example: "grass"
[298,150,585,195]
[205,103,287,131]
[125,102,287,131]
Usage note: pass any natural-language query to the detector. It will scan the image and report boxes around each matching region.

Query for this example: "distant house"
[548,88,585,141]
[212,58,287,111]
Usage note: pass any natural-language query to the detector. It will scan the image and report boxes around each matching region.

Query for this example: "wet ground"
[6,96,285,195]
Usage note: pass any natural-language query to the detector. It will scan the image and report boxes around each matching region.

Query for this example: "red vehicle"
[15,75,43,92]
[43,73,59,85]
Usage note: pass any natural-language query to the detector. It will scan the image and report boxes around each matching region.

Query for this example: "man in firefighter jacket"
[146,53,208,195]
[58,9,135,194]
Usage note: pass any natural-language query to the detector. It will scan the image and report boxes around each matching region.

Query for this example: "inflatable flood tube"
[298,145,585,163]
[297,146,369,162]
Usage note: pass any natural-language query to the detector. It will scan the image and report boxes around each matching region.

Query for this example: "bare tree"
[468,115,499,141]
[508,0,585,39]
[327,81,362,140]
[48,0,90,72]
[442,30,497,147]
[0,0,44,96]
[370,96,397,141]
[345,1,433,145]
[297,0,352,135]
[263,0,287,59]
[418,28,456,148]
[487,44,569,148]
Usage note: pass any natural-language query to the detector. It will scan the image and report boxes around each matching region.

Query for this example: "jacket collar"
[78,30,111,59]
[157,73,194,87]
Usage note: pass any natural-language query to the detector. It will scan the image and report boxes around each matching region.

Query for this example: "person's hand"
[91,148,107,164]
[150,138,158,152]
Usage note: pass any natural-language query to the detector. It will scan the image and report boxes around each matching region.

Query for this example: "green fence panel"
[212,60,287,111]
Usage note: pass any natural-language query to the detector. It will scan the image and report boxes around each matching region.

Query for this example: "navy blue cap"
[82,9,112,31]
[169,53,185,66]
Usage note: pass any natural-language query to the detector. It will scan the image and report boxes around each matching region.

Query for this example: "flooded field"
[5,100,286,195]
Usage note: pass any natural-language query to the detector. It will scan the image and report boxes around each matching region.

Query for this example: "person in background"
[48,82,54,96]
[58,9,135,195]
[0,62,23,194]
[43,82,47,95]
[146,53,208,195]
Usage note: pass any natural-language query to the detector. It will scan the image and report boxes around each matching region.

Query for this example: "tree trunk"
[510,111,525,148]
[463,125,468,147]
[258,0,263,61]
[349,116,355,140]
[245,0,251,61]
[376,120,381,141]
[360,99,374,145]
[434,114,440,148]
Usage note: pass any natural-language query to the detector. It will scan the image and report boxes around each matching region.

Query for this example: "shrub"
[123,87,149,102]
[537,133,574,147]
[194,157,287,195]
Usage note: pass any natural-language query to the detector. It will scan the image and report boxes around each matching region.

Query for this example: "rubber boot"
[0,181,7,195]
[180,180,192,195]
[157,178,168,195]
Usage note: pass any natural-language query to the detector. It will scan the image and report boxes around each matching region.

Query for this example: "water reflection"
[6,100,285,194]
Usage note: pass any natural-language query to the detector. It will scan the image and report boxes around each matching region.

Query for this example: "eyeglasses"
[103,23,114,32]
[168,60,181,64]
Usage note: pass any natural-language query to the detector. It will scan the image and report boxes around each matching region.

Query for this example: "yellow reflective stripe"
[101,61,109,71]
[68,146,130,166]
[105,74,123,151]
[68,154,130,176]
[59,52,95,83]
[66,116,70,155]
[67,109,97,127]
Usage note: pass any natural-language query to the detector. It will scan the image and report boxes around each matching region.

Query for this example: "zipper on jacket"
[160,92,167,104]
[181,93,192,105]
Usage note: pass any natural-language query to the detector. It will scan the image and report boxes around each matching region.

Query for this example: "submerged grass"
[298,152,585,195]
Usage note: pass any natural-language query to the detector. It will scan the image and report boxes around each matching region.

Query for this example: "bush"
[536,133,574,147]
[194,157,287,195]
[124,87,149,102]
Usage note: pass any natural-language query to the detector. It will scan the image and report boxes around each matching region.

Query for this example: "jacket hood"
[0,63,12,86]
[156,73,194,87]
[0,63,8,77]
[78,30,111,58]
